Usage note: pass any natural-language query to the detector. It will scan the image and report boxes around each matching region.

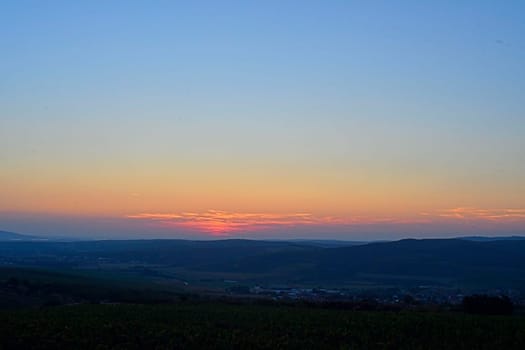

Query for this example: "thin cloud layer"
[421,208,525,221]
[127,210,353,235]
[126,208,525,236]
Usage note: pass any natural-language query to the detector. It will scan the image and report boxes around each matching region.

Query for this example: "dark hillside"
[206,239,525,288]
[2,238,525,290]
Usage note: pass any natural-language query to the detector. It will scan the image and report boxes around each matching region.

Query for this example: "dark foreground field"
[1,303,524,349]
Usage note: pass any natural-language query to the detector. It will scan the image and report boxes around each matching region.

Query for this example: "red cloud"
[432,207,525,221]
[126,208,525,236]
[126,210,347,235]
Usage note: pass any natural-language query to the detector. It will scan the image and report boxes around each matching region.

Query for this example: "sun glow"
[126,210,347,235]
[125,207,525,236]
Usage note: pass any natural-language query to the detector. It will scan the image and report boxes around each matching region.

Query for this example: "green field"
[1,303,524,349]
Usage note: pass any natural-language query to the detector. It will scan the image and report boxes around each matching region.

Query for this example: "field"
[1,302,524,349]
[1,239,525,349]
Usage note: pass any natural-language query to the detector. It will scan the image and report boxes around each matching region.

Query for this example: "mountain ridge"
[0,230,43,241]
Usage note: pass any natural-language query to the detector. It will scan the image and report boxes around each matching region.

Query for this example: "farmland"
[1,302,524,349]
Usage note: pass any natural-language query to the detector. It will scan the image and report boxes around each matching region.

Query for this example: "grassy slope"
[0,266,183,308]
[1,303,524,349]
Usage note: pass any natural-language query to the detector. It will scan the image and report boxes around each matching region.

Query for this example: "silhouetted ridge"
[1,238,524,289]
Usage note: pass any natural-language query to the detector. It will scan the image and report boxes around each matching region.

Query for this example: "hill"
[0,230,42,241]
[1,238,525,292]
[208,239,525,289]
[459,236,525,242]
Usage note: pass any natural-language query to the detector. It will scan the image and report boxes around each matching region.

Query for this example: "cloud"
[421,207,525,221]
[127,210,345,235]
[126,207,525,236]
[126,210,436,236]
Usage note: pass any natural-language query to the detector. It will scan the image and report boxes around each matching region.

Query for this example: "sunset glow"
[127,211,349,235]
[123,208,525,236]
[1,1,524,239]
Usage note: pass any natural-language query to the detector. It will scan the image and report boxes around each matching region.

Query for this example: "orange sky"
[2,156,525,238]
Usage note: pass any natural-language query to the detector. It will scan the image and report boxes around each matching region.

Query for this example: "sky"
[1,1,524,240]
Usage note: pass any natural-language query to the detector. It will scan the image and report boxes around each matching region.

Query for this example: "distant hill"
[203,238,525,289]
[459,236,525,242]
[0,239,317,267]
[1,238,525,291]
[286,239,367,248]
[0,230,42,241]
